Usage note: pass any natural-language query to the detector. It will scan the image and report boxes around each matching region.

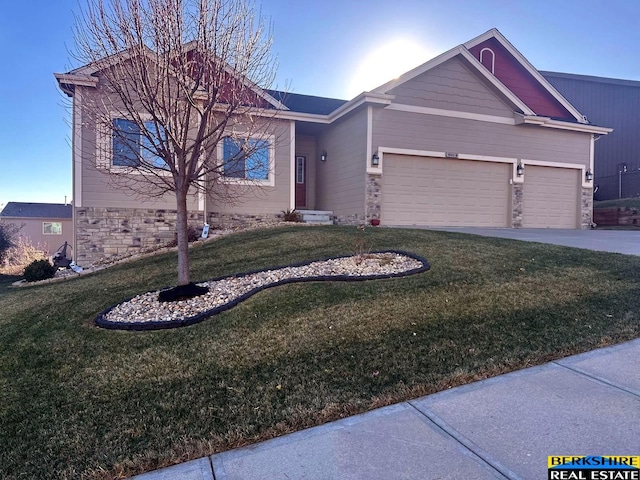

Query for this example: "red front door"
[295,155,306,208]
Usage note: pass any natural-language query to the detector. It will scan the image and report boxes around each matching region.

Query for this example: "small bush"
[0,236,48,275]
[23,259,57,282]
[282,209,302,222]
[168,225,201,247]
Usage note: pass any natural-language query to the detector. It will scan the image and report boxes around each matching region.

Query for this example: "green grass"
[1,225,639,479]
[594,197,640,209]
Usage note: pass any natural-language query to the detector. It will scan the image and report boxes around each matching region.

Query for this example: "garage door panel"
[381,154,509,227]
[523,166,578,228]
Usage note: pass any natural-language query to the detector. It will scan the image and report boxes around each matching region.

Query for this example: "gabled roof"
[55,43,289,110]
[0,202,72,219]
[266,90,347,115]
[372,28,588,125]
[464,29,585,123]
[372,44,534,116]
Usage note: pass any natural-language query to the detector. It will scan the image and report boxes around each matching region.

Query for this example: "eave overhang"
[54,73,98,97]
[516,114,613,135]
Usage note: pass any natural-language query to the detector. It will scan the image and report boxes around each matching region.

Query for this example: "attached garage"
[381,154,510,227]
[522,165,580,228]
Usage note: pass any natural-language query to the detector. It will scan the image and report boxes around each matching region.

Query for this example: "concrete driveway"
[426,227,640,256]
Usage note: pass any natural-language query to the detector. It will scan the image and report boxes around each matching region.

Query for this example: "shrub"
[282,209,302,222]
[23,259,57,282]
[0,236,48,275]
[168,225,201,247]
[0,222,21,264]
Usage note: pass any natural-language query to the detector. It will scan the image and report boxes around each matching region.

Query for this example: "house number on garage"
[445,152,459,158]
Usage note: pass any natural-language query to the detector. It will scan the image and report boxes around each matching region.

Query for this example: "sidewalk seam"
[208,455,216,480]
[406,401,520,480]
[552,361,640,399]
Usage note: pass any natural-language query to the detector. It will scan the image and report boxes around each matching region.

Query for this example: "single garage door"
[523,165,579,228]
[381,154,510,227]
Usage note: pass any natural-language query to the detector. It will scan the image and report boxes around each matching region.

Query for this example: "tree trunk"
[175,189,191,286]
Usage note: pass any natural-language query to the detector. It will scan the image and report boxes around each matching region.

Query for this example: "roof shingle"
[0,202,72,219]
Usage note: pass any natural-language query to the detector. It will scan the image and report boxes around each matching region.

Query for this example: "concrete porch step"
[296,209,334,225]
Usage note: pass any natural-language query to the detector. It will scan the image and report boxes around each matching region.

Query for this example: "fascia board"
[327,92,393,121]
[54,73,99,88]
[371,46,464,94]
[518,114,613,134]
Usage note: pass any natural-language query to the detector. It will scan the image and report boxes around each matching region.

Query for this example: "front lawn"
[1,226,638,479]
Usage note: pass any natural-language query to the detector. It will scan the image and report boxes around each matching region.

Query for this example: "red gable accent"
[181,49,272,109]
[468,38,572,119]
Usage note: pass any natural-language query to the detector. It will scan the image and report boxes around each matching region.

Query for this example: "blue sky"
[1,0,640,208]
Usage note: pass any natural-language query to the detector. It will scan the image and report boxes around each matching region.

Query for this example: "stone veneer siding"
[207,212,282,229]
[333,213,365,225]
[581,187,593,229]
[511,183,523,228]
[365,174,382,223]
[76,207,204,265]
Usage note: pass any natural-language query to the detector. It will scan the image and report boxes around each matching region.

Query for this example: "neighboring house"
[55,28,611,265]
[0,202,73,255]
[541,71,640,200]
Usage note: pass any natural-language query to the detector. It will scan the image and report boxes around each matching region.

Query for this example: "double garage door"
[381,154,580,228]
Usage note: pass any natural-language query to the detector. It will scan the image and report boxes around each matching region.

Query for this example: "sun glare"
[347,38,437,98]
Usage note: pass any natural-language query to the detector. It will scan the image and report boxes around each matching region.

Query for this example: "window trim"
[43,222,62,235]
[97,113,171,176]
[217,133,276,187]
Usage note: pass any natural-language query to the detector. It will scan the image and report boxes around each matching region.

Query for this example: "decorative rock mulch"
[96,250,430,331]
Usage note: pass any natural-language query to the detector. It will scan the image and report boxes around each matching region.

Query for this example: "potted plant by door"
[370,218,381,226]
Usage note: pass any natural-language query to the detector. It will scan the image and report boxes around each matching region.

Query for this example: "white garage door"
[381,154,510,227]
[523,165,579,228]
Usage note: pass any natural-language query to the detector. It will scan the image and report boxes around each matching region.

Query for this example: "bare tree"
[70,0,280,292]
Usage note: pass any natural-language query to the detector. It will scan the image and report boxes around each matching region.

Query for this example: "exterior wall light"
[372,153,380,166]
[320,150,327,162]
[586,169,593,182]
[516,162,524,176]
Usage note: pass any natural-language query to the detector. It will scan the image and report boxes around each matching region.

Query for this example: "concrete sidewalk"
[131,339,640,480]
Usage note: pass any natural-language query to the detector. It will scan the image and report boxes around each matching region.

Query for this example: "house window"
[296,156,305,184]
[112,118,168,169]
[479,47,495,74]
[43,222,62,235]
[222,137,270,181]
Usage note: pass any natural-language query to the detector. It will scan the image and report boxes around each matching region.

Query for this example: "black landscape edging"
[95,250,430,331]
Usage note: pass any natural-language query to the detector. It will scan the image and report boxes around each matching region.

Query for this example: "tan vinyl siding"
[373,109,590,166]
[387,57,514,117]
[295,135,317,210]
[206,120,291,214]
[79,86,197,210]
[5,217,74,255]
[316,111,368,216]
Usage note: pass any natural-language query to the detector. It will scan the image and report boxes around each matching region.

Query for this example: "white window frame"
[217,133,276,187]
[43,222,62,235]
[296,156,305,184]
[96,113,171,176]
